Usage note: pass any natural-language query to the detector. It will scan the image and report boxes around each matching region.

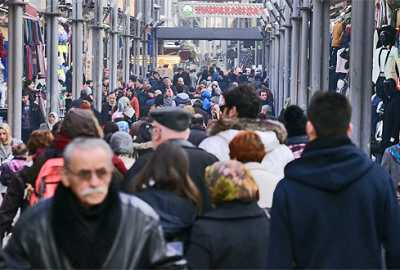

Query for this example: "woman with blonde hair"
[0,123,22,164]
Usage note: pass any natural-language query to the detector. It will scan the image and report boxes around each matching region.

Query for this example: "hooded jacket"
[199,118,293,178]
[266,136,400,269]
[39,112,59,131]
[174,93,191,107]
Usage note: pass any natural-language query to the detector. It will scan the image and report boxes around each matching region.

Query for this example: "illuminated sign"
[178,3,264,18]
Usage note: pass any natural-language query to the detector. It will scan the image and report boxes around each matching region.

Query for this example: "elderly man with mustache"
[0,137,185,269]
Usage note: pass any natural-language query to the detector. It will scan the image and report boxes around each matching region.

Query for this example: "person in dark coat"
[21,90,44,144]
[120,107,218,213]
[148,72,159,90]
[192,100,208,118]
[101,92,117,125]
[216,76,228,92]
[0,137,186,269]
[0,130,54,241]
[173,68,190,87]
[81,97,102,126]
[66,67,72,93]
[266,92,400,269]
[251,74,262,90]
[259,89,275,116]
[127,142,201,253]
[71,89,90,109]
[185,160,269,269]
[188,114,207,147]
[284,105,308,159]
[381,79,400,154]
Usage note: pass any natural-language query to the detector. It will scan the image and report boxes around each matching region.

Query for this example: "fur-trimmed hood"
[133,141,153,150]
[207,118,287,144]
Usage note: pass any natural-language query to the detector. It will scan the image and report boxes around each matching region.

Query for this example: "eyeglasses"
[67,167,112,181]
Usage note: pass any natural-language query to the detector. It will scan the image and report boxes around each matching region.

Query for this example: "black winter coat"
[101,103,115,125]
[188,126,207,147]
[266,136,400,269]
[121,140,218,213]
[193,106,208,119]
[382,92,400,151]
[135,189,197,247]
[173,73,190,87]
[0,165,31,239]
[22,102,44,131]
[0,193,186,269]
[185,201,269,269]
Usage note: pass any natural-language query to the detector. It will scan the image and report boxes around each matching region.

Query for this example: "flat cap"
[150,107,192,131]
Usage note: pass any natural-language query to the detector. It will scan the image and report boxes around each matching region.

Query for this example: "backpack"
[29,158,64,205]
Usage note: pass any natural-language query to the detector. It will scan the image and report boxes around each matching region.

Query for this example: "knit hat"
[284,105,307,138]
[110,131,133,156]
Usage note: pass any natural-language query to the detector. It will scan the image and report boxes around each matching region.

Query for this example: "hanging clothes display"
[0,29,7,83]
[23,19,46,80]
[376,0,395,28]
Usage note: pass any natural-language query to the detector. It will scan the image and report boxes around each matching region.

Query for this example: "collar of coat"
[202,201,265,220]
[206,118,287,144]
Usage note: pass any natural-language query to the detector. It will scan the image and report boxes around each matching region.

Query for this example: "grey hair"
[63,137,113,169]
[262,105,272,114]
[165,78,171,83]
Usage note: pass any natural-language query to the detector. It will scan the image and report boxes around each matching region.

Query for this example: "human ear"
[306,121,317,142]
[60,168,71,188]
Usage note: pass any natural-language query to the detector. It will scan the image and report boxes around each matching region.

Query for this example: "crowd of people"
[0,66,398,269]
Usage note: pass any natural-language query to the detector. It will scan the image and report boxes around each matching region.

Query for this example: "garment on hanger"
[331,21,344,47]
[336,48,349,74]
[1,41,7,83]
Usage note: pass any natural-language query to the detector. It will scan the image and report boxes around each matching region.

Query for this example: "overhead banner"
[179,3,264,18]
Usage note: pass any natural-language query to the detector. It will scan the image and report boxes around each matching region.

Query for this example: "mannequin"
[381,79,400,157]
[372,31,400,104]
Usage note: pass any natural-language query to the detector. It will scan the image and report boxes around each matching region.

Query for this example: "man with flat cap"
[120,107,218,213]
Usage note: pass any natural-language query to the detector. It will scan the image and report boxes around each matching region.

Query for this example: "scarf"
[388,144,400,164]
[51,182,121,269]
[54,134,72,150]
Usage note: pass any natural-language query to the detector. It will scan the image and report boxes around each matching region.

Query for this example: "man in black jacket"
[0,137,185,269]
[266,92,400,269]
[173,68,190,87]
[21,90,44,143]
[188,114,207,147]
[71,89,90,109]
[101,92,117,124]
[121,108,218,213]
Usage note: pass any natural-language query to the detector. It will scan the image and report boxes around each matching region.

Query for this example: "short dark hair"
[259,89,267,96]
[86,80,92,85]
[22,90,29,97]
[222,84,260,118]
[307,91,352,138]
[255,74,261,80]
[140,106,150,119]
[191,115,204,126]
[176,85,184,93]
[23,79,33,89]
